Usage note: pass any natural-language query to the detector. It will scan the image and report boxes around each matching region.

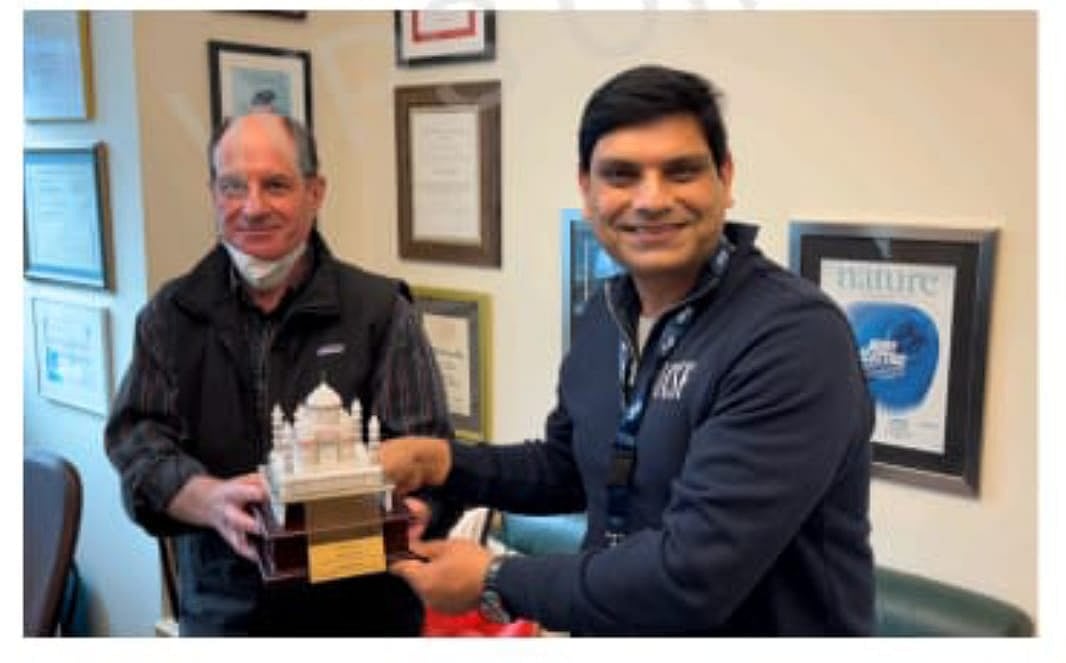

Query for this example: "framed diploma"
[24,10,94,121]
[560,209,625,353]
[395,81,501,267]
[411,287,492,442]
[394,10,496,66]
[789,222,998,495]
[32,298,112,416]
[24,144,112,289]
[208,40,312,130]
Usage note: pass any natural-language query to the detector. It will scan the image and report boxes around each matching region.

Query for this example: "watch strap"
[479,555,513,624]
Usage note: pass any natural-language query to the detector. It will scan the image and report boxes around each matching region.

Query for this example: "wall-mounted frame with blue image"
[560,209,625,353]
[789,222,997,496]
[208,40,312,131]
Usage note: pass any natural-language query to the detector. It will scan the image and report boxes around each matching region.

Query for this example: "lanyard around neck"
[603,240,732,547]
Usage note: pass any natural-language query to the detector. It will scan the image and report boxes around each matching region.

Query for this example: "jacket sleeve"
[371,294,466,538]
[442,385,587,515]
[372,295,454,439]
[493,304,872,634]
[104,299,208,537]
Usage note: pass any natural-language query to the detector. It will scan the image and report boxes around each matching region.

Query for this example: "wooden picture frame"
[395,81,501,267]
[24,143,112,290]
[411,287,492,442]
[24,10,94,121]
[789,221,998,495]
[208,40,312,130]
[394,10,496,66]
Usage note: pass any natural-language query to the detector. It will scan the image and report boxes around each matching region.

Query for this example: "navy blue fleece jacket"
[444,223,875,635]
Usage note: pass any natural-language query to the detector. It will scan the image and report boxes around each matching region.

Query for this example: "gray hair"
[208,113,320,180]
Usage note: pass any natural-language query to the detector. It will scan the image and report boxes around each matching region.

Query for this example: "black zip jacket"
[106,232,455,635]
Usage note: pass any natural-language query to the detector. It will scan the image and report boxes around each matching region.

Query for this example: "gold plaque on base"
[308,534,387,583]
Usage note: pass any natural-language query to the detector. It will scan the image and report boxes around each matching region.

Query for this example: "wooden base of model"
[254,495,412,585]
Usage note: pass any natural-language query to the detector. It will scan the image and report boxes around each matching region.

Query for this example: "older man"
[106,113,455,636]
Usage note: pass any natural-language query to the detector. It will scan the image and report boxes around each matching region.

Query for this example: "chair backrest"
[159,536,180,623]
[24,449,83,636]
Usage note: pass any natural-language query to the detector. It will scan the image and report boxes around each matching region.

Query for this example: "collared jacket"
[445,223,875,635]
[106,231,454,635]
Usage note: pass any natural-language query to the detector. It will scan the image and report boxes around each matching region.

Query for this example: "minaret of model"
[367,414,381,463]
[350,398,369,465]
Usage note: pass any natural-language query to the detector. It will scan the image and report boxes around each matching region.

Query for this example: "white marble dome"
[307,380,343,409]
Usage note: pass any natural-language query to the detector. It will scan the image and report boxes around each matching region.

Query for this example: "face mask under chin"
[222,240,307,292]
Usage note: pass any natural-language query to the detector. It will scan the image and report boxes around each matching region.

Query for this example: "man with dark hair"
[384,65,875,635]
[106,112,457,635]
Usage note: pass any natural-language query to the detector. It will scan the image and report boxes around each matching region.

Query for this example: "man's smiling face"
[580,112,734,284]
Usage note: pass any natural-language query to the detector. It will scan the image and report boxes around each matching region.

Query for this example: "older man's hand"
[388,538,493,614]
[167,472,268,562]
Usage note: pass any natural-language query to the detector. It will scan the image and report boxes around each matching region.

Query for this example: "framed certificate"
[32,298,112,416]
[411,287,492,442]
[395,81,502,267]
[24,10,94,121]
[790,221,997,495]
[23,144,111,289]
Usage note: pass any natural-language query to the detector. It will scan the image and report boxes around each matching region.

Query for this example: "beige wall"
[114,10,1037,630]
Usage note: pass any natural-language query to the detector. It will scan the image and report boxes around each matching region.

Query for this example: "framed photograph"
[24,10,94,121]
[208,40,312,130]
[411,287,492,442]
[395,81,501,267]
[24,144,112,289]
[789,222,998,495]
[560,209,624,352]
[32,298,113,416]
[394,10,496,66]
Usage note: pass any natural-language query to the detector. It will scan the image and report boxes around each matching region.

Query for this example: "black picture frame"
[207,40,312,131]
[23,143,112,290]
[395,80,501,267]
[560,209,624,352]
[789,222,998,495]
[394,10,496,67]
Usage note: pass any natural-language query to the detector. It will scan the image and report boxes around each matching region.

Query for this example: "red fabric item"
[422,608,538,637]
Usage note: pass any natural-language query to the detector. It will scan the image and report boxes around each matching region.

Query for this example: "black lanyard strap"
[603,241,732,547]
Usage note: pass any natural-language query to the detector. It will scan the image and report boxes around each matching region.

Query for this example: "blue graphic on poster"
[820,259,956,454]
[848,303,939,410]
[570,216,624,319]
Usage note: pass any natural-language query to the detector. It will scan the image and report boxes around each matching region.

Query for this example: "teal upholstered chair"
[493,512,1034,637]
[875,566,1033,636]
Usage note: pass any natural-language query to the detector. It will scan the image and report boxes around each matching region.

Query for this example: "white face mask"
[222,240,307,292]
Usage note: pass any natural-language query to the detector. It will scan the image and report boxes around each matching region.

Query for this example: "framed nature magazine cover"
[790,221,997,495]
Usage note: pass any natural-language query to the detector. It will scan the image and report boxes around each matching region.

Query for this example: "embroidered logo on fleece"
[316,343,345,357]
[653,360,696,401]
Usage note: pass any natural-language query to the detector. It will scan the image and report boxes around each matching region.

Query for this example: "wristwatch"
[478,555,513,624]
